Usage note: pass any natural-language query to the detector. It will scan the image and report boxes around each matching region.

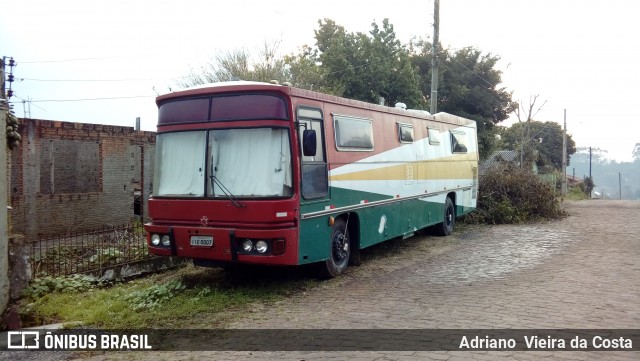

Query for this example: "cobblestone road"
[12,200,640,360]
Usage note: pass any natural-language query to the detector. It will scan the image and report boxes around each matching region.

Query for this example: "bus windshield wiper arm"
[209,175,246,208]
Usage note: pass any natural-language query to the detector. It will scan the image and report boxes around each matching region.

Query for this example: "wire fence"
[29,223,155,278]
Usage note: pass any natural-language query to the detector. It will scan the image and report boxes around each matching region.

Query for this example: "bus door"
[296,107,328,201]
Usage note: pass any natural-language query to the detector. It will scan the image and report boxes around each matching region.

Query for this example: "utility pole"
[430,0,440,114]
[561,109,567,195]
[0,58,5,97]
[589,147,592,178]
[619,172,622,199]
[589,147,593,198]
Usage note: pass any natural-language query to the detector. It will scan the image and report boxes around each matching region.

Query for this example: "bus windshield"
[154,128,292,198]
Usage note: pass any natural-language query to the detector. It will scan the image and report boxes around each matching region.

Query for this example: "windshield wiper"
[209,175,246,208]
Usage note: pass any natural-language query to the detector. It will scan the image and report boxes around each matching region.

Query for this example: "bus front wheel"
[319,218,351,278]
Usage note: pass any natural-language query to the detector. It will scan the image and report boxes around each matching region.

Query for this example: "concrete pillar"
[0,103,9,315]
[23,120,38,239]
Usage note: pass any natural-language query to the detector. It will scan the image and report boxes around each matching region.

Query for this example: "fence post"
[8,235,31,300]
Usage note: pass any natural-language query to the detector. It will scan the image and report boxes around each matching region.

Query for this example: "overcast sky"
[2,0,638,161]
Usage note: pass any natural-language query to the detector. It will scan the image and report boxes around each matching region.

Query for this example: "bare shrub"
[464,163,567,224]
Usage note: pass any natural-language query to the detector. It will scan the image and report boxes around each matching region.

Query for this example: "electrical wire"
[10,95,154,103]
[19,57,124,64]
[17,77,160,82]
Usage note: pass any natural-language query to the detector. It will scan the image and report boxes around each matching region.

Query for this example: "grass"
[20,223,482,330]
[564,185,590,201]
[21,263,319,329]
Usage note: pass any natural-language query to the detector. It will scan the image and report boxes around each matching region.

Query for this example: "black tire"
[318,218,351,278]
[436,197,455,236]
[349,246,362,266]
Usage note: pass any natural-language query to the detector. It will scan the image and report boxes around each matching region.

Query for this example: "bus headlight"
[161,235,171,246]
[151,234,161,246]
[242,239,254,252]
[255,240,268,254]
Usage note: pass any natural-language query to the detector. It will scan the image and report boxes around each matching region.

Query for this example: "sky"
[2,0,639,162]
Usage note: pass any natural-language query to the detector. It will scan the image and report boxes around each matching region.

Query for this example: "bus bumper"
[144,223,299,266]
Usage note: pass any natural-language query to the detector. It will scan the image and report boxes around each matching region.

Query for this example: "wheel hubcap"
[333,233,349,261]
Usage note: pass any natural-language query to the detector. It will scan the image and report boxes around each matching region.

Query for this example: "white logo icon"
[7,331,40,349]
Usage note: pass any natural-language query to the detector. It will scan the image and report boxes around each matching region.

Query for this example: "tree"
[509,95,547,167]
[583,176,595,197]
[283,45,340,94]
[311,18,423,107]
[179,40,289,87]
[501,121,576,171]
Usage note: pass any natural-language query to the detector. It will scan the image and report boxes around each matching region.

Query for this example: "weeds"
[463,163,567,224]
[20,264,318,329]
[23,274,108,299]
[121,280,186,311]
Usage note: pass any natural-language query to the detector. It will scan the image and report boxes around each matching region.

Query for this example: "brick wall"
[9,118,155,238]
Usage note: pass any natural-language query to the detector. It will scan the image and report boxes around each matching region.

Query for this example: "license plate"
[190,235,214,247]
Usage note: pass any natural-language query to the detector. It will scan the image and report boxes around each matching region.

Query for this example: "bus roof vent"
[269,80,280,85]
[395,102,407,110]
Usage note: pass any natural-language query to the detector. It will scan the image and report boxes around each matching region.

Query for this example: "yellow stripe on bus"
[329,154,477,182]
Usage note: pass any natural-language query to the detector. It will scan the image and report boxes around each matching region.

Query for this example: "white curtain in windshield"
[155,132,206,196]
[210,128,291,196]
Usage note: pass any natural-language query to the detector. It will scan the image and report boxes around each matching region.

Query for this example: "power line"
[18,77,162,82]
[19,56,123,64]
[13,95,47,112]
[9,95,154,103]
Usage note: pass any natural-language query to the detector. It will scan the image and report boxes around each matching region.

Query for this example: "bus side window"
[334,115,374,151]
[450,130,468,153]
[427,127,441,145]
[398,123,414,143]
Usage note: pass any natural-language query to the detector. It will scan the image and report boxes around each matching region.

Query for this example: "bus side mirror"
[302,129,317,157]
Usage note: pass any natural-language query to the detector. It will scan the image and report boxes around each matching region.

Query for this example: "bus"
[145,81,478,277]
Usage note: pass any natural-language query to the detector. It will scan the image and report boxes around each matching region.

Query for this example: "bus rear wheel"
[436,197,455,236]
[319,218,351,278]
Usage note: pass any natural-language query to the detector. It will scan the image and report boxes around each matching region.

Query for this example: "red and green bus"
[145,81,478,277]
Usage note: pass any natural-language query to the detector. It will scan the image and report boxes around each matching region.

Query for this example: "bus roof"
[157,81,476,126]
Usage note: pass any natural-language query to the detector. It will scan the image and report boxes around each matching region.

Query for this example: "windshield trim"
[153,126,294,200]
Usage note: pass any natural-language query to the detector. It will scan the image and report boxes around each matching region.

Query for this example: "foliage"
[566,185,589,200]
[283,45,342,94]
[6,111,21,149]
[179,39,288,86]
[120,280,186,311]
[23,274,106,299]
[582,176,595,197]
[303,18,423,107]
[463,163,567,224]
[500,120,576,171]
[21,264,318,329]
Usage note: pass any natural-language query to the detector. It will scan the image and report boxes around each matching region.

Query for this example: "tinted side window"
[398,123,414,143]
[451,131,468,153]
[334,116,374,151]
